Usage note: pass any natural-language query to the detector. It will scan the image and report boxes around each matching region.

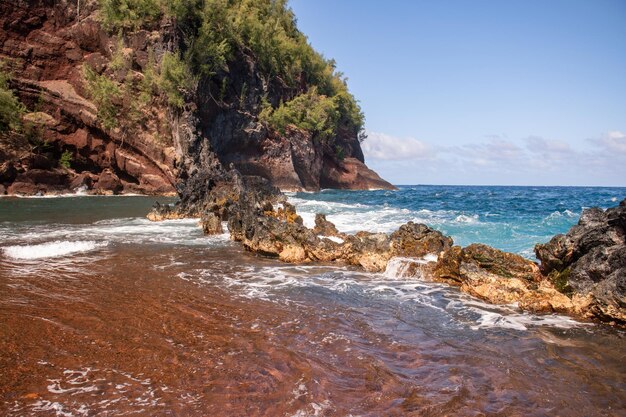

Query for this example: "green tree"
[99,0,161,31]
[158,52,191,109]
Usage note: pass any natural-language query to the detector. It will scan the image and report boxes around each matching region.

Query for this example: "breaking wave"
[2,240,108,260]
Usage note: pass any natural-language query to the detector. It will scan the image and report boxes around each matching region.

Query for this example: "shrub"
[59,150,73,169]
[109,36,129,72]
[0,62,24,132]
[99,0,161,31]
[265,88,339,141]
[158,52,191,109]
[138,48,157,106]
[334,145,345,160]
[83,65,122,130]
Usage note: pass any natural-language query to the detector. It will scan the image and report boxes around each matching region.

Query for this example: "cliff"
[0,0,394,197]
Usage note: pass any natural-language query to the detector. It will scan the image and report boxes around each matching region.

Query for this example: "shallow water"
[1,192,625,416]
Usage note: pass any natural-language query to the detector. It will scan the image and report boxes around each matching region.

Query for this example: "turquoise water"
[290,185,626,257]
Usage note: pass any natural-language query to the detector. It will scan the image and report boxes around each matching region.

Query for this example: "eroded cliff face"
[0,0,177,195]
[0,0,394,197]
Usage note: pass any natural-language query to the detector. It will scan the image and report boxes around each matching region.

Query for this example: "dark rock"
[28,154,53,170]
[15,169,68,186]
[0,162,17,183]
[535,199,626,323]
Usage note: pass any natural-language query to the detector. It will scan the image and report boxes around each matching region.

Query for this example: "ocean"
[1,186,625,416]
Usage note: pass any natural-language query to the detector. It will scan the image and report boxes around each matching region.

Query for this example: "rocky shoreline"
[149,176,626,326]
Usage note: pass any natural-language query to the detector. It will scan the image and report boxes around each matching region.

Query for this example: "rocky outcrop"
[169,178,623,325]
[0,1,178,196]
[0,0,393,197]
[535,199,626,324]
[432,244,573,314]
[223,181,451,271]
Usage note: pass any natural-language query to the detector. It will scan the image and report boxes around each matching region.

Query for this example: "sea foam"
[2,240,107,260]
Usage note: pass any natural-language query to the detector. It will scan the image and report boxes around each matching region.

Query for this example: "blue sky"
[290,0,626,186]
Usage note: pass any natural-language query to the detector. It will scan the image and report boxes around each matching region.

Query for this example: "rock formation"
[163,179,624,325]
[535,199,626,324]
[0,0,394,197]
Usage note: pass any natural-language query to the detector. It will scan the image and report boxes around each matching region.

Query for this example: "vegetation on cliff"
[96,0,365,142]
[0,62,23,133]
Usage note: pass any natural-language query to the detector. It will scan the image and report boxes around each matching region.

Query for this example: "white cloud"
[594,130,626,154]
[524,136,573,155]
[361,131,434,160]
[363,131,626,186]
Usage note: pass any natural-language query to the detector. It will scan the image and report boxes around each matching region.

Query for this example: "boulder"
[390,221,453,258]
[14,169,69,186]
[69,171,97,190]
[432,243,569,313]
[94,168,122,194]
[7,181,41,195]
[535,199,626,323]
[139,174,175,195]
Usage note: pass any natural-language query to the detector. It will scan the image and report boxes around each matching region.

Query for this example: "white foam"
[2,240,107,260]
[288,195,462,235]
[383,255,438,279]
[454,214,479,223]
[318,235,344,244]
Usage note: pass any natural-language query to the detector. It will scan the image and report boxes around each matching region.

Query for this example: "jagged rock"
[0,184,5,195]
[146,202,187,222]
[390,222,452,258]
[226,184,452,272]
[535,199,626,323]
[432,243,570,313]
[201,213,223,235]
[313,213,340,236]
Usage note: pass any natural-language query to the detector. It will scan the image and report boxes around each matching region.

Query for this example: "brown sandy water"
[0,197,624,416]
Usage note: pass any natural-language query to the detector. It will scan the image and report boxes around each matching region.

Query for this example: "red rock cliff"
[0,0,394,197]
